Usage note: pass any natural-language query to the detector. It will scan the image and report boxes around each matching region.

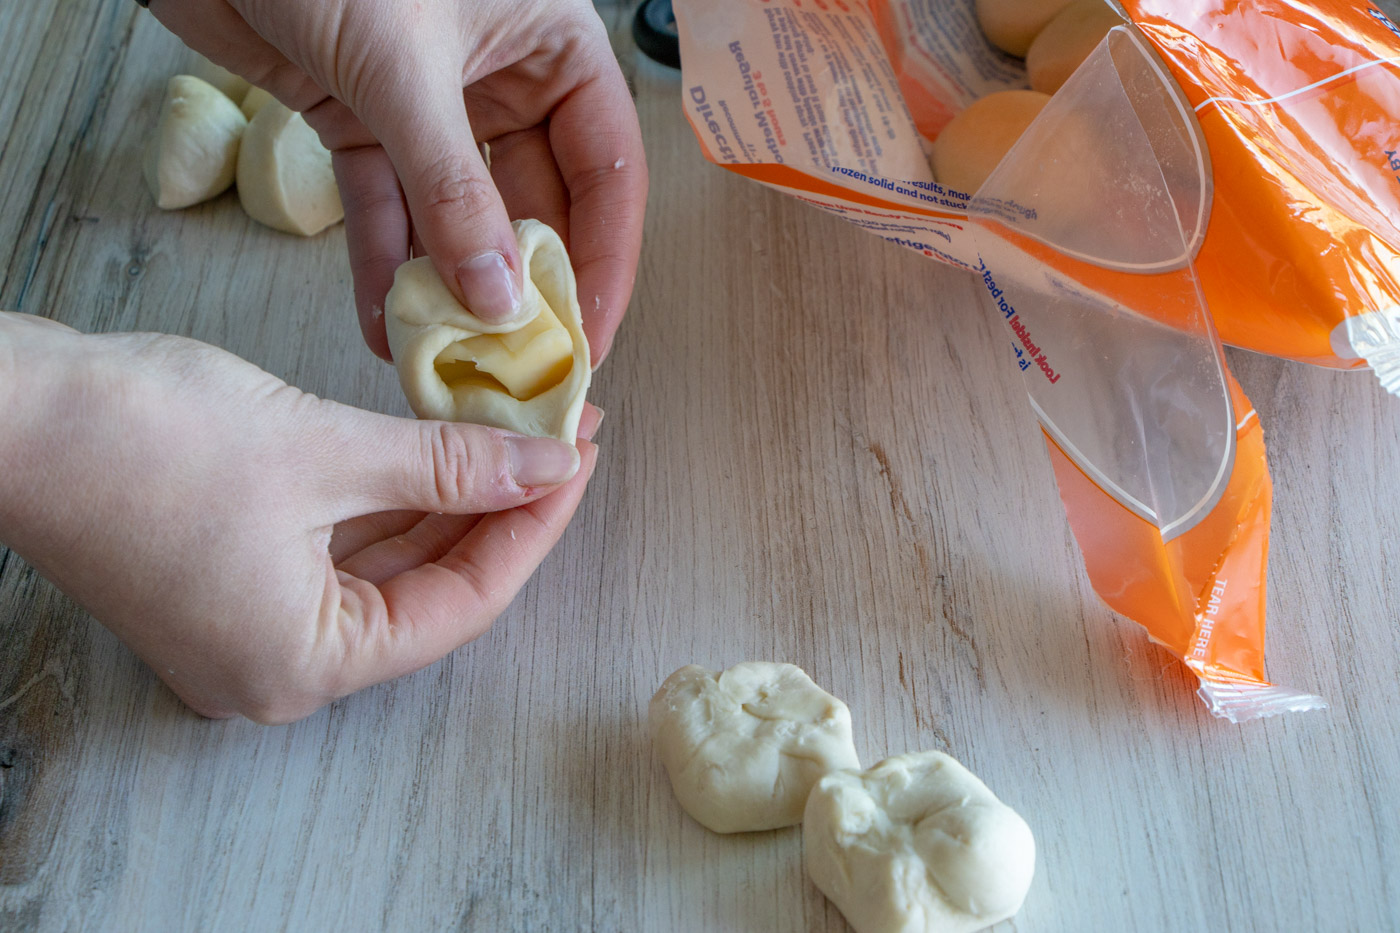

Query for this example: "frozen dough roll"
[804,750,1036,933]
[1026,0,1125,95]
[384,219,591,443]
[649,662,861,834]
[236,100,344,236]
[930,89,1051,195]
[975,0,1074,58]
[144,74,248,210]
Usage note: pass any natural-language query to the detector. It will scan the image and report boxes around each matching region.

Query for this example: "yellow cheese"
[433,299,573,401]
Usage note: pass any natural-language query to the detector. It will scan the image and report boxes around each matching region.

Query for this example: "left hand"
[0,312,601,723]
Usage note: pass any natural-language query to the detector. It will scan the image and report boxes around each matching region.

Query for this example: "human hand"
[148,0,647,364]
[0,312,599,723]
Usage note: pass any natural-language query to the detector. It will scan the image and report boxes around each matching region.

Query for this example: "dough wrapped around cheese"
[804,750,1035,933]
[385,219,591,443]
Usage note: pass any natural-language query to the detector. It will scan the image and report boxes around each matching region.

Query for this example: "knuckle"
[417,163,497,220]
[424,423,498,507]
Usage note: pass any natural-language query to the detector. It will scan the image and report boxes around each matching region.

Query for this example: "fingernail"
[579,407,605,441]
[591,335,614,371]
[457,250,522,323]
[506,436,579,486]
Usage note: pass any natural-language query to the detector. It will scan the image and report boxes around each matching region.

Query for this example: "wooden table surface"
[2,2,1398,931]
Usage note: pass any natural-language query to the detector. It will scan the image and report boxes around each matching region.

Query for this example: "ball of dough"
[189,52,251,104]
[804,750,1036,933]
[649,663,861,834]
[235,100,344,236]
[143,75,248,210]
[975,0,1074,58]
[384,219,591,443]
[239,85,275,121]
[930,90,1051,195]
[1026,0,1124,95]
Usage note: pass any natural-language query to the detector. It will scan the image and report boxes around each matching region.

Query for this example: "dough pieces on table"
[975,0,1073,57]
[929,90,1050,195]
[144,75,248,210]
[189,52,251,104]
[385,219,591,443]
[239,85,276,121]
[804,750,1035,933]
[1026,0,1124,95]
[236,100,344,236]
[648,662,861,834]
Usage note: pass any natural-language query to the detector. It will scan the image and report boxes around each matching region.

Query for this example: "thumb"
[360,75,524,324]
[326,410,580,518]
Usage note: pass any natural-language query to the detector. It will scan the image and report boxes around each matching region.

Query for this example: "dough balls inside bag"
[1026,0,1124,95]
[649,662,861,834]
[975,0,1073,57]
[385,219,591,443]
[144,75,247,210]
[236,100,344,236]
[804,751,1036,933]
[930,90,1050,195]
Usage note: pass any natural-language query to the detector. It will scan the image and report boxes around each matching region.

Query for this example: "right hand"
[149,0,648,362]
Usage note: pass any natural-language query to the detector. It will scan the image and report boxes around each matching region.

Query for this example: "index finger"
[549,57,649,366]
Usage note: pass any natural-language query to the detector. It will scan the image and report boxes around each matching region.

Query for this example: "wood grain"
[2,2,1398,931]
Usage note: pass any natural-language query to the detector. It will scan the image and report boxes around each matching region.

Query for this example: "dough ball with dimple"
[144,75,248,210]
[236,100,344,236]
[385,219,591,443]
[930,90,1050,195]
[189,52,251,104]
[804,750,1036,933]
[1026,0,1124,95]
[975,0,1074,58]
[649,663,861,834]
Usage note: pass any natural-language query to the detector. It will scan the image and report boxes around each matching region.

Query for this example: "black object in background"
[634,0,681,69]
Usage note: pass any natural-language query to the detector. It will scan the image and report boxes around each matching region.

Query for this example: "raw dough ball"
[143,74,247,210]
[648,662,861,834]
[975,0,1074,58]
[189,52,251,103]
[240,85,275,120]
[930,90,1050,195]
[1026,0,1124,95]
[804,750,1035,933]
[385,219,591,443]
[236,100,344,236]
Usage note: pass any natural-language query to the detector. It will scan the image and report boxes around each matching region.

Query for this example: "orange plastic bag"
[673,0,1400,719]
